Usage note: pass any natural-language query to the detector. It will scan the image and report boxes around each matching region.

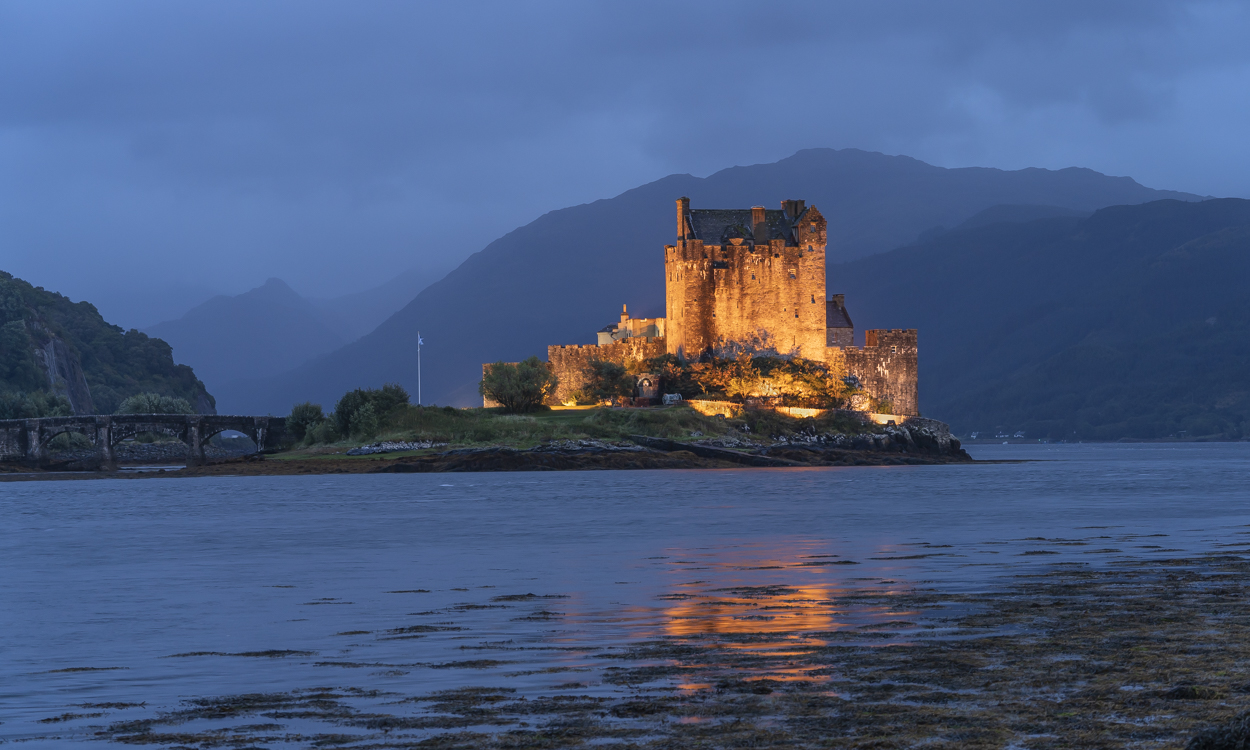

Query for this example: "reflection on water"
[4,443,1250,746]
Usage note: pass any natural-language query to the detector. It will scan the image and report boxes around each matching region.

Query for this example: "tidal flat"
[5,443,1250,748]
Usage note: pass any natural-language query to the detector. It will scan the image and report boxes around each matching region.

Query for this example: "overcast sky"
[3,0,1249,327]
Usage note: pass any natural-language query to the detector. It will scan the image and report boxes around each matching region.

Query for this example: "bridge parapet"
[0,414,287,469]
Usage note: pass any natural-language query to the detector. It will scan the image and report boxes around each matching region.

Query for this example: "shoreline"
[0,440,975,481]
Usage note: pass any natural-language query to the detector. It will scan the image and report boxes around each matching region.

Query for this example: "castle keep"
[490,198,919,415]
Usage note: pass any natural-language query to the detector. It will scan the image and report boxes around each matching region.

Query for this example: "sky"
[2,0,1249,328]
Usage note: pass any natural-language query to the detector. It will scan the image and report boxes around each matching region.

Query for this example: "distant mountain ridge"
[833,198,1250,439]
[146,278,348,395]
[0,271,214,414]
[217,147,1205,415]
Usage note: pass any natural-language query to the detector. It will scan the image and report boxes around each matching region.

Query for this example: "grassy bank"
[282,404,877,458]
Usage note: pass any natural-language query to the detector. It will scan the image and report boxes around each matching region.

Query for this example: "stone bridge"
[0,414,287,469]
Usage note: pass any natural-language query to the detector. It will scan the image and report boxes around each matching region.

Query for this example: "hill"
[833,198,1250,440]
[0,271,214,414]
[146,278,348,396]
[224,148,1201,414]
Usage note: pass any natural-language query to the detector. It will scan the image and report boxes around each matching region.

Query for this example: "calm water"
[3,443,1249,745]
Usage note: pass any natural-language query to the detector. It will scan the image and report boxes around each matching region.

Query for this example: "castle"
[493,198,918,415]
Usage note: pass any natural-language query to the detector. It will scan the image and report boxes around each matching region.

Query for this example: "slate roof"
[826,299,854,329]
[688,208,799,245]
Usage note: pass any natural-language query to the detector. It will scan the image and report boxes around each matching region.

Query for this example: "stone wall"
[665,203,829,361]
[828,329,919,416]
[547,337,666,405]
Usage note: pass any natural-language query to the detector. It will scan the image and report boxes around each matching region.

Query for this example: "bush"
[334,383,409,436]
[287,401,324,441]
[0,390,73,419]
[645,353,856,408]
[116,392,195,414]
[585,360,634,403]
[304,418,341,445]
[479,357,558,414]
[349,403,380,440]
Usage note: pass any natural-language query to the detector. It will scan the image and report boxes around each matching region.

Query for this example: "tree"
[584,359,634,403]
[116,392,195,414]
[479,357,557,414]
[0,390,72,419]
[287,401,324,441]
[333,383,410,435]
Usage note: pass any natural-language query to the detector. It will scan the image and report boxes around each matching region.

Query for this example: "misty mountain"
[834,198,1250,440]
[147,278,347,393]
[309,264,456,342]
[219,147,1203,415]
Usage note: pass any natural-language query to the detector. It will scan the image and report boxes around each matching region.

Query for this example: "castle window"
[811,295,815,303]
[751,274,756,280]
[789,272,796,279]
[794,312,798,318]
[891,346,897,354]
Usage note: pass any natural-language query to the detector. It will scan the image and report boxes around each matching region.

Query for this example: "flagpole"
[417,331,422,406]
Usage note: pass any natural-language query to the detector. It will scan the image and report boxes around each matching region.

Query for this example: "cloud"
[0,0,1247,326]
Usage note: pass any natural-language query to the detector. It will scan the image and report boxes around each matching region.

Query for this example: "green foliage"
[48,431,92,451]
[364,402,878,451]
[647,353,856,408]
[0,271,213,412]
[286,401,324,441]
[349,403,380,440]
[584,359,634,403]
[0,390,72,420]
[116,392,195,414]
[304,418,341,445]
[0,320,42,392]
[333,383,410,436]
[479,357,558,414]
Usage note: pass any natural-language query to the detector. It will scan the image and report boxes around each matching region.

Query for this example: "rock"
[1187,709,1250,749]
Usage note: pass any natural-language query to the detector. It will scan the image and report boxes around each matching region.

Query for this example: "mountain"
[146,278,348,397]
[0,271,214,414]
[832,198,1250,440]
[309,264,456,342]
[147,266,452,411]
[222,147,1205,414]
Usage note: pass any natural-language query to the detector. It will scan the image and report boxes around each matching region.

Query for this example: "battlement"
[667,198,829,360]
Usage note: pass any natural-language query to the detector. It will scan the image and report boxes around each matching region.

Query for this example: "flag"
[418,336,424,346]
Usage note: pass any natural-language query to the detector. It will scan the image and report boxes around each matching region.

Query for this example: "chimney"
[782,199,806,219]
[751,206,767,243]
[677,197,690,241]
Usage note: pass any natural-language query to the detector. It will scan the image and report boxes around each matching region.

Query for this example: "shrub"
[304,418,341,445]
[287,401,324,441]
[479,357,558,414]
[585,360,634,403]
[0,390,73,419]
[349,403,380,440]
[116,392,195,414]
[334,383,410,436]
[645,353,855,408]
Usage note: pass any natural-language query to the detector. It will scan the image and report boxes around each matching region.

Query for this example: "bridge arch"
[0,414,287,469]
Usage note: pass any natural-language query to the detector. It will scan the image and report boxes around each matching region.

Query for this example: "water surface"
[3,443,1248,745]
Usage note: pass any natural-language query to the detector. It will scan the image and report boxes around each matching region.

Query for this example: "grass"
[284,405,881,456]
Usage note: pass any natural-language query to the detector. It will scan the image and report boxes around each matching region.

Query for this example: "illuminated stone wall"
[827,329,919,416]
[665,200,828,361]
[546,337,666,404]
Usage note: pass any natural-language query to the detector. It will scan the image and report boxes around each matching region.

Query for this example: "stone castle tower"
[666,198,829,360]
